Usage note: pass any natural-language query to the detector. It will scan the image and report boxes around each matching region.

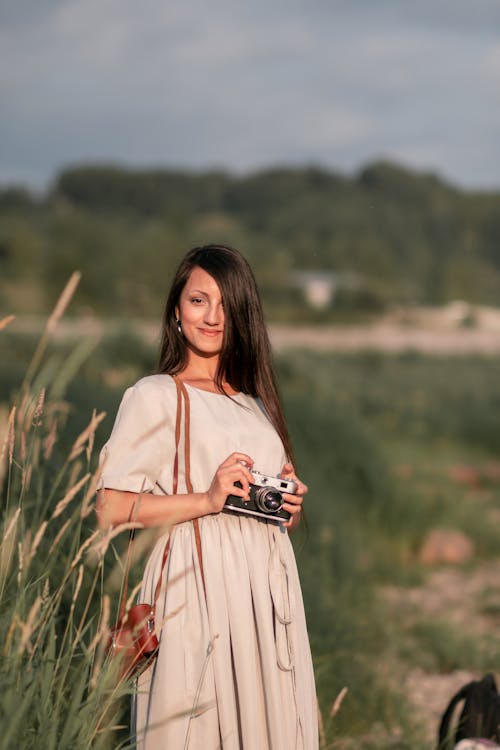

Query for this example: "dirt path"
[7,306,500,354]
[381,561,500,745]
[270,323,500,355]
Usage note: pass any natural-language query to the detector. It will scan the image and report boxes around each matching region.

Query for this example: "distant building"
[291,270,361,309]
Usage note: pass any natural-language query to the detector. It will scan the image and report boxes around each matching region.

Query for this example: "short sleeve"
[98,379,173,494]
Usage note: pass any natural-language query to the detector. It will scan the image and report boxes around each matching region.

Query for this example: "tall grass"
[5,295,500,748]
[0,286,136,750]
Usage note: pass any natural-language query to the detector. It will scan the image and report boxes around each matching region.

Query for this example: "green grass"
[3,306,500,747]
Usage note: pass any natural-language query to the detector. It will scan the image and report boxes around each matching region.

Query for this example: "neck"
[178,354,239,394]
[182,351,220,382]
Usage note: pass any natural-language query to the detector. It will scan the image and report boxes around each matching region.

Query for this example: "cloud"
[0,0,499,188]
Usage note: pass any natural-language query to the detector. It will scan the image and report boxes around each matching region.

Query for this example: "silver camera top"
[251,469,297,495]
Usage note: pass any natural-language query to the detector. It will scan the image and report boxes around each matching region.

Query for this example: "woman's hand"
[280,462,307,530]
[205,452,255,514]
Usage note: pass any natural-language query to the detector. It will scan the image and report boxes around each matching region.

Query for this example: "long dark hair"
[157,244,293,461]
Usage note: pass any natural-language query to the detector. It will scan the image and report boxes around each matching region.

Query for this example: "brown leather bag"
[106,376,204,679]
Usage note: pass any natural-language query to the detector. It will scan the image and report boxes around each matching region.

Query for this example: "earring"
[176,318,182,334]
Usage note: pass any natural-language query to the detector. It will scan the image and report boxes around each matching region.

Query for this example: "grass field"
[2,306,500,748]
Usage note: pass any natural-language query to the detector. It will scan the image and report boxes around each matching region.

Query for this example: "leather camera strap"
[173,376,206,598]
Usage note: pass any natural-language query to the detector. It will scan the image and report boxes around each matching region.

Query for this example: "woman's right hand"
[205,452,254,513]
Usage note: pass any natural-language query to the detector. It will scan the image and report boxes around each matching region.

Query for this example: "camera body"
[224,469,297,523]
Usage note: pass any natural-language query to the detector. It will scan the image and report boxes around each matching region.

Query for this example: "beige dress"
[99,374,318,750]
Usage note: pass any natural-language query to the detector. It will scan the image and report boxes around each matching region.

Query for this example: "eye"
[190,297,204,305]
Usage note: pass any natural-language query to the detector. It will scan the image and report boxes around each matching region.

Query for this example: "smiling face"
[175,266,225,360]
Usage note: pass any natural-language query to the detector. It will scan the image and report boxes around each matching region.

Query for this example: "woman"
[97,245,318,749]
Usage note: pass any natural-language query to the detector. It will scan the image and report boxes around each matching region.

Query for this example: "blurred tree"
[1,160,499,318]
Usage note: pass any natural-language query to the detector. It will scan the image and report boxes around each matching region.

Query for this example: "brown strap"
[152,536,171,605]
[177,380,193,494]
[151,378,185,606]
[173,376,183,495]
[173,377,206,597]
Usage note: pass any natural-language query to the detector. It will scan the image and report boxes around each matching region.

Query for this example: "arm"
[96,451,255,530]
[95,488,213,530]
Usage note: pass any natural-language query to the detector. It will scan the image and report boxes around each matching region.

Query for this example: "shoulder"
[129,374,177,399]
[116,374,177,418]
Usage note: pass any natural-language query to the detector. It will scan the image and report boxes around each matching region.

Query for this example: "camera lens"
[254,488,283,514]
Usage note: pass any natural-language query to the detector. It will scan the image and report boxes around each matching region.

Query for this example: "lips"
[199,329,223,336]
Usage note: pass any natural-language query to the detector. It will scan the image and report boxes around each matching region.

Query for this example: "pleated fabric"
[99,375,318,750]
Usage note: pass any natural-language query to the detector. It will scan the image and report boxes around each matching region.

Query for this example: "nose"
[204,302,223,326]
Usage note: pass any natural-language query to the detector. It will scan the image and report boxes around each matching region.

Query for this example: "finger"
[218,453,253,470]
[283,492,304,507]
[283,477,307,495]
[282,502,302,516]
[280,466,307,495]
[229,452,254,467]
[283,495,304,508]
[282,514,297,528]
[219,464,254,490]
[226,484,250,501]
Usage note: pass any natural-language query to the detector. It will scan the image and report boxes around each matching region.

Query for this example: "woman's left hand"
[279,462,307,530]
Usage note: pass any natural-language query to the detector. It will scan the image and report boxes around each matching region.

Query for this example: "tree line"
[1,160,499,320]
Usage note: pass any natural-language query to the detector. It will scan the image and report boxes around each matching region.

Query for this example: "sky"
[1,0,500,190]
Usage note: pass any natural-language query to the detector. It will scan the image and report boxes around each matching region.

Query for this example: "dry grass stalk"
[20,430,27,464]
[155,602,186,632]
[33,388,46,423]
[17,595,43,656]
[3,616,19,655]
[89,594,111,687]
[22,464,33,492]
[69,410,106,461]
[0,314,15,330]
[124,581,143,612]
[46,271,82,335]
[0,508,21,584]
[70,564,85,611]
[6,405,16,465]
[0,406,16,488]
[86,407,98,463]
[17,388,33,430]
[43,416,58,460]
[27,520,48,563]
[2,507,22,546]
[48,518,72,555]
[90,521,144,560]
[52,472,91,519]
[17,540,24,584]
[80,467,102,518]
[329,686,348,718]
[67,459,83,495]
[18,388,46,433]
[318,702,326,749]
[42,577,50,602]
[68,529,101,573]
[22,271,81,390]
[26,520,49,566]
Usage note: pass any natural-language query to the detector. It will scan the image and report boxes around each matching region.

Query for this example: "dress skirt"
[135,512,318,750]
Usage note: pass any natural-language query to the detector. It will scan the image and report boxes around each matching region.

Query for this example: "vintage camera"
[224,469,297,522]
